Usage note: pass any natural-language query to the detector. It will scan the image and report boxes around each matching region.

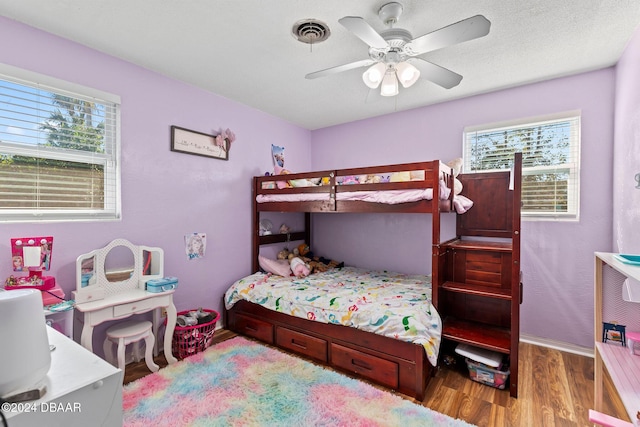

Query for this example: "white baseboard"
[520,333,594,358]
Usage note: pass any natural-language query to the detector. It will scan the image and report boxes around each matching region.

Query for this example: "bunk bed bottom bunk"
[225,300,433,401]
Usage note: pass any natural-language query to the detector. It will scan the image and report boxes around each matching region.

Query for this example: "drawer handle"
[291,339,307,349]
[245,324,257,332]
[351,358,371,371]
[131,305,137,311]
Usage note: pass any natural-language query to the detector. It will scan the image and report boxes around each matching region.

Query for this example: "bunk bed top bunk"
[253,159,466,214]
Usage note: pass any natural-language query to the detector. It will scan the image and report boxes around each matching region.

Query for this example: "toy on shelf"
[626,331,640,355]
[279,223,291,234]
[602,321,626,345]
[4,236,55,291]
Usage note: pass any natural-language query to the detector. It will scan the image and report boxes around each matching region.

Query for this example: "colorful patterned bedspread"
[224,267,441,366]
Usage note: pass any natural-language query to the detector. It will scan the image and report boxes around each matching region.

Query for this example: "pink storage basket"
[170,309,219,359]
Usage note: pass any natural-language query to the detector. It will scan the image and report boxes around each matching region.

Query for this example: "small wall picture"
[185,233,206,260]
[171,126,228,160]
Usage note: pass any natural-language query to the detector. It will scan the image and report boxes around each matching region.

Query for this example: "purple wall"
[614,25,640,254]
[0,17,311,349]
[310,69,616,349]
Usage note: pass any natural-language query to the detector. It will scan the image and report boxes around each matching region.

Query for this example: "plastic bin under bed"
[170,309,220,359]
[466,358,510,390]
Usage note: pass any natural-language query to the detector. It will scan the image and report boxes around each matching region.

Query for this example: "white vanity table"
[73,239,178,364]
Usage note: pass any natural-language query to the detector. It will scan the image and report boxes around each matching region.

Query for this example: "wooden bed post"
[431,162,441,307]
[431,162,453,312]
[510,152,523,398]
[304,212,311,249]
[251,176,259,273]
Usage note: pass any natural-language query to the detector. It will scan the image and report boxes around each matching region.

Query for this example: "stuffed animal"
[277,248,290,260]
[279,223,291,234]
[272,161,294,189]
[290,257,311,278]
[446,158,464,195]
[365,174,381,184]
[302,255,344,273]
[341,175,359,185]
[297,243,310,257]
[390,171,411,182]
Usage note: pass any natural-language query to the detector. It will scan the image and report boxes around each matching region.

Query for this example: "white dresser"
[3,326,123,427]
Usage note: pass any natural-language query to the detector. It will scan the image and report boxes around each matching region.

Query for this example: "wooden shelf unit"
[593,252,640,426]
[434,153,522,398]
[441,281,512,300]
[442,316,512,353]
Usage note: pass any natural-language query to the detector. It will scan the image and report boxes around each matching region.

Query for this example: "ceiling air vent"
[292,19,330,44]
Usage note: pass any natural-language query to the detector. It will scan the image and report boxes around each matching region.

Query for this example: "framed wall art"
[170,125,228,160]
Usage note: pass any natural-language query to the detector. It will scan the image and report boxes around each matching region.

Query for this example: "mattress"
[256,183,473,213]
[225,266,442,366]
[256,188,437,204]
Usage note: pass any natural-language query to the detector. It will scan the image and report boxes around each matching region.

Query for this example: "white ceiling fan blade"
[410,58,463,89]
[305,59,376,79]
[338,16,389,49]
[405,15,491,56]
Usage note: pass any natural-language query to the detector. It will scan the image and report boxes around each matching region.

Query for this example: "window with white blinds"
[463,112,580,219]
[0,65,121,222]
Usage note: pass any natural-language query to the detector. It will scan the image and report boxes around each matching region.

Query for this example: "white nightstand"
[3,326,123,427]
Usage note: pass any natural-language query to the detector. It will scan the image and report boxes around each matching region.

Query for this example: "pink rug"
[123,336,475,426]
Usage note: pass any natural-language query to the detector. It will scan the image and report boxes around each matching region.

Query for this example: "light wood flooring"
[123,329,627,427]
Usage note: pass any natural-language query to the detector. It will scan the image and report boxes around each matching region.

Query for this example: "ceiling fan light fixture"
[380,70,399,96]
[395,61,420,88]
[362,62,386,88]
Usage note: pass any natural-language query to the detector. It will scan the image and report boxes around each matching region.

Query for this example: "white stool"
[103,320,159,373]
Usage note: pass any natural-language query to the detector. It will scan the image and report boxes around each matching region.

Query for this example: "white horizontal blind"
[0,67,121,222]
[464,113,580,219]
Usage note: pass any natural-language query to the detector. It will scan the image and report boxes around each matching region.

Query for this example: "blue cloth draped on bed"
[224,266,442,366]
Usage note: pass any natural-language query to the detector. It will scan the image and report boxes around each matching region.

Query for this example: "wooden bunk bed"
[224,157,521,400]
[225,160,454,401]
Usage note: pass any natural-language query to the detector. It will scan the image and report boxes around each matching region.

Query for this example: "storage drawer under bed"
[276,326,328,363]
[232,312,274,343]
[331,342,399,390]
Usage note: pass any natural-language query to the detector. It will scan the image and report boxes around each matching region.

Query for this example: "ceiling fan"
[305,2,491,97]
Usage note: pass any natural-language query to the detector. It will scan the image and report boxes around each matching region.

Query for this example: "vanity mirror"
[74,239,164,302]
[104,245,135,282]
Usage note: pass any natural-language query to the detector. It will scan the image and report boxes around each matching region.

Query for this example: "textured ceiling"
[1,0,639,130]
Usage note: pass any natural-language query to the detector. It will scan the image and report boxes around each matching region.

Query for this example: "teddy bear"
[297,243,310,257]
[446,158,464,195]
[277,248,290,260]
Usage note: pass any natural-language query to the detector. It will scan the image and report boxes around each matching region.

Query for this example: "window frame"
[463,111,581,221]
[0,63,121,223]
